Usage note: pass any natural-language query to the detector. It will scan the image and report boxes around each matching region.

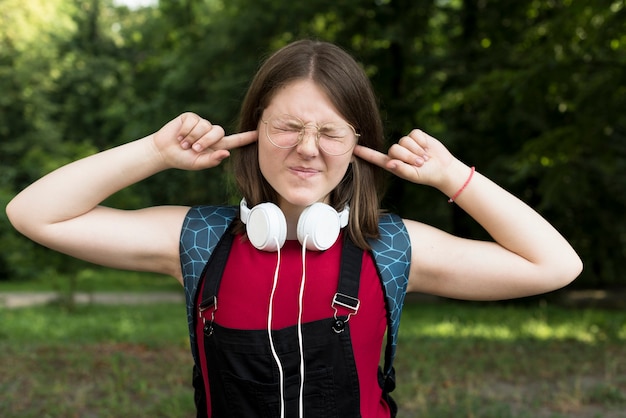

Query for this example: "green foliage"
[0,0,623,286]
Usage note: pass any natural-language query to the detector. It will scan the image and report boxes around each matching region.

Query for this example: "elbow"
[569,255,584,284]
[5,198,21,231]
[552,252,584,291]
[5,196,32,237]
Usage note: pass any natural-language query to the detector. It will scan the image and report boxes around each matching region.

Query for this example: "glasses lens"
[317,123,353,155]
[268,116,302,148]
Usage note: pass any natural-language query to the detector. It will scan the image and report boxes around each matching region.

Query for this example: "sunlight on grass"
[400,302,626,344]
[419,321,516,340]
[521,319,598,342]
[117,316,137,337]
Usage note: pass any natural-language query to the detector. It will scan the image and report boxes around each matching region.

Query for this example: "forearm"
[6,135,166,234]
[439,159,582,280]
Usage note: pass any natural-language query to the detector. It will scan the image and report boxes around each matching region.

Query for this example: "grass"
[0,280,625,417]
[0,303,194,418]
[394,302,626,417]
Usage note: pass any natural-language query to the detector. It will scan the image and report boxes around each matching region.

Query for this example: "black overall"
[194,230,366,418]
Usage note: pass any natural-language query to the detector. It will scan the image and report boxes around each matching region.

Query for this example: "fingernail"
[193,143,203,151]
[181,141,190,149]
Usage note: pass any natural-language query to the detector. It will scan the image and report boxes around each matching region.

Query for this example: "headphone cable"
[267,237,285,418]
[297,235,309,417]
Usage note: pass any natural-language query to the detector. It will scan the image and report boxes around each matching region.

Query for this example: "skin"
[5,80,582,299]
[257,81,355,236]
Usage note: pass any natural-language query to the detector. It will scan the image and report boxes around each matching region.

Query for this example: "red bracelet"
[448,166,475,203]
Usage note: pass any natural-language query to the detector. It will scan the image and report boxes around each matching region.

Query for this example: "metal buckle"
[331,293,360,334]
[331,292,360,319]
[199,296,217,336]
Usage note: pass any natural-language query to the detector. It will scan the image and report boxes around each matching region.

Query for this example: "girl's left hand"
[352,129,455,189]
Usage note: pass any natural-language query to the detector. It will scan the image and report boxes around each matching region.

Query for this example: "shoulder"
[182,206,238,235]
[179,205,238,280]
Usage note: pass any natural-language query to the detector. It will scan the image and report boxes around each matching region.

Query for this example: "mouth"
[289,166,321,178]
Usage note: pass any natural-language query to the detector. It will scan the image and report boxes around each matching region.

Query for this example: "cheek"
[257,136,282,179]
[329,155,353,178]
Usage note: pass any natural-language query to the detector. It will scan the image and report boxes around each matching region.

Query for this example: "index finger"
[221,130,258,150]
[353,144,392,168]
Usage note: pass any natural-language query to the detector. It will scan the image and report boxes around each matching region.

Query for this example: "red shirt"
[206,233,391,417]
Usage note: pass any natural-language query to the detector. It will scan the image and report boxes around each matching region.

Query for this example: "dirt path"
[0,291,184,308]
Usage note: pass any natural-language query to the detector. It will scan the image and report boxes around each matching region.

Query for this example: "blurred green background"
[1,0,624,289]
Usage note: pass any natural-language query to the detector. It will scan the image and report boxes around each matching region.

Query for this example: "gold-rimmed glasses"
[261,114,360,156]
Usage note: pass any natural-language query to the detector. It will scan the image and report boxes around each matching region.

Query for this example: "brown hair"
[233,39,385,249]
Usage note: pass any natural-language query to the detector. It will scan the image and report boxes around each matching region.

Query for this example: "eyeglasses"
[261,114,360,156]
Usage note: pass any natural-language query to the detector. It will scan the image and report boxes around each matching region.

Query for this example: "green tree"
[2,0,623,288]
[0,0,83,280]
[436,0,626,286]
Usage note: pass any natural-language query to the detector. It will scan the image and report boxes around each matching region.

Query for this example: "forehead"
[264,79,347,123]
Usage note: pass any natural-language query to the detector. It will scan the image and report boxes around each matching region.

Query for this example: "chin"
[280,193,330,209]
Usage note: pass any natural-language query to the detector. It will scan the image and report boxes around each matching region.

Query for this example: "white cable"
[267,237,285,418]
[297,235,308,417]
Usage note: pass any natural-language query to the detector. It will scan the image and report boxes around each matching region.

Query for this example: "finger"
[389,142,428,167]
[406,129,433,156]
[192,129,257,153]
[399,131,430,159]
[189,125,226,151]
[195,149,231,169]
[220,130,259,150]
[177,113,205,142]
[398,135,425,155]
[352,145,392,168]
[385,159,426,182]
[175,147,231,172]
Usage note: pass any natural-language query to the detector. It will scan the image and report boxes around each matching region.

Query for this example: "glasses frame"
[261,114,360,156]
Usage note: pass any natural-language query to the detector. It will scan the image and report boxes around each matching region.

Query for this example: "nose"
[296,126,320,157]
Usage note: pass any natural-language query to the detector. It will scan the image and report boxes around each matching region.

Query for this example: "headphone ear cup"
[246,203,287,251]
[297,203,342,251]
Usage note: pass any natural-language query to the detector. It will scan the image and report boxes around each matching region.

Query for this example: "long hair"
[233,40,385,249]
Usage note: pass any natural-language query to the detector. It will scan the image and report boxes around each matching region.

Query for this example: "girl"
[6,40,582,417]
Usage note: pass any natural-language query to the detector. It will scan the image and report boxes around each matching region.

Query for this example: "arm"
[6,113,257,283]
[354,129,582,300]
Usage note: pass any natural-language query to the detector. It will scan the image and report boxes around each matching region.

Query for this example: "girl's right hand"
[153,112,258,171]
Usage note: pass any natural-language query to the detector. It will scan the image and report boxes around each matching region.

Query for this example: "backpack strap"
[180,205,238,366]
[368,213,411,393]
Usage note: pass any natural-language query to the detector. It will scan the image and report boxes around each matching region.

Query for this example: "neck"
[280,203,304,240]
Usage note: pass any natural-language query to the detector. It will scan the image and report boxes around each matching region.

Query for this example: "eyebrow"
[280,114,347,125]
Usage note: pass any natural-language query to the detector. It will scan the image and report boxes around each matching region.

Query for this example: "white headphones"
[239,198,349,252]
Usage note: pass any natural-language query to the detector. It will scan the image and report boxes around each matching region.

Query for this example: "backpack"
[179,205,411,399]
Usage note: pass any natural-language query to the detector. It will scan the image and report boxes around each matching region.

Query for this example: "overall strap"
[198,229,235,336]
[368,213,412,392]
[331,236,363,333]
[180,205,238,366]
